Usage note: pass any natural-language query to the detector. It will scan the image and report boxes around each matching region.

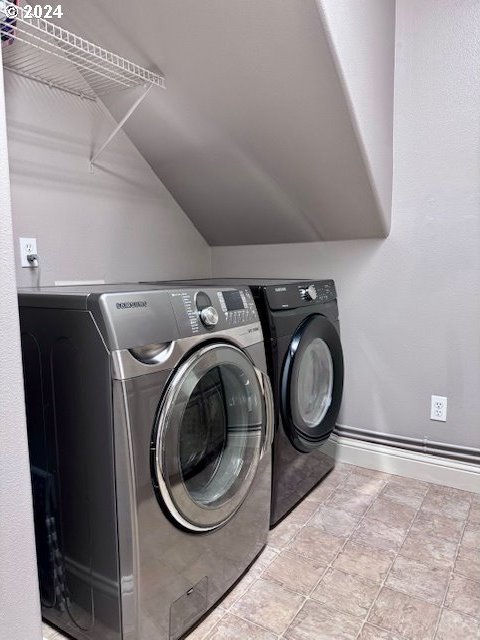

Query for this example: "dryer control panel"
[169,287,259,336]
[265,280,336,310]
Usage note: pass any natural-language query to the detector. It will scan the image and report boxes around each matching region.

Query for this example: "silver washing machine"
[19,283,274,640]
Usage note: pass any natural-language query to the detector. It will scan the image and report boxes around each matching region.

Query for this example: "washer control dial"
[200,306,219,327]
[300,284,318,301]
[195,291,219,328]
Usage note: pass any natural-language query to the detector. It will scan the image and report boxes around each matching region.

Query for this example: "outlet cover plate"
[19,237,38,267]
[430,395,447,422]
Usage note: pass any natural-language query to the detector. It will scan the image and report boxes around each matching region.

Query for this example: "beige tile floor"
[43,463,480,640]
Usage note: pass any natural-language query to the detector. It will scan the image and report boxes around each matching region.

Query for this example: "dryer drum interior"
[282,314,344,452]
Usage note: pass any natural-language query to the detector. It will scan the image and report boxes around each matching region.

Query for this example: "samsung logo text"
[116,301,148,310]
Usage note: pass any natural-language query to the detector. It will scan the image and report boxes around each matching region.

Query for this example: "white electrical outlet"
[19,237,38,268]
[430,395,447,422]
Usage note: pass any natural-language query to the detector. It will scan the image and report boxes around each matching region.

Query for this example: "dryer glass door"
[152,343,269,532]
[282,314,344,450]
[296,337,334,426]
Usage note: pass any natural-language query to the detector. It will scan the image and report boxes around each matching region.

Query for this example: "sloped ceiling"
[61,0,395,245]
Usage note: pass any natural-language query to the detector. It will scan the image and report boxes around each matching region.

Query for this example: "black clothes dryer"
[143,278,344,526]
[252,279,344,524]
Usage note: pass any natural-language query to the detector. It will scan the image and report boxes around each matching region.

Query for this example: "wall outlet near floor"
[430,395,447,422]
[19,237,38,267]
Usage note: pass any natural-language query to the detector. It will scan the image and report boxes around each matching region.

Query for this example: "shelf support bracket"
[90,84,153,171]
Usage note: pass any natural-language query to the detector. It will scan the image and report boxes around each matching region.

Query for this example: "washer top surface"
[18,281,204,302]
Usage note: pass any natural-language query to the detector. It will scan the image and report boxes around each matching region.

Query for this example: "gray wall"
[213,0,480,452]
[0,57,42,640]
[5,73,211,287]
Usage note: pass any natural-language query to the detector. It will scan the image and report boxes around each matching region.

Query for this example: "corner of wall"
[0,51,42,640]
[315,0,395,235]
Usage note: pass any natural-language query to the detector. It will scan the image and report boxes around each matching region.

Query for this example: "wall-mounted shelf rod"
[90,84,153,170]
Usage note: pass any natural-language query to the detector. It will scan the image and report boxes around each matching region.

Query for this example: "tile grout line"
[188,474,477,639]
[365,622,409,640]
[223,466,356,639]
[431,493,474,639]
[221,475,479,640]
[218,610,284,640]
[209,537,317,638]
[278,467,359,638]
[187,545,282,639]
[350,479,425,640]
[280,467,393,638]
[357,484,473,640]
[222,553,304,638]
[220,549,280,610]
[288,469,428,638]
[283,469,392,635]
[275,465,355,555]
[273,466,357,639]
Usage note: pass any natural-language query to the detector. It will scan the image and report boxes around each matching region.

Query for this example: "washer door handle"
[255,368,275,459]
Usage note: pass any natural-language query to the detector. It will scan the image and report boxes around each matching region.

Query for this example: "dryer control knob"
[300,285,318,301]
[200,306,219,327]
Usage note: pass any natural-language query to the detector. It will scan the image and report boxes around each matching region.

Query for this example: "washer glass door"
[152,343,267,532]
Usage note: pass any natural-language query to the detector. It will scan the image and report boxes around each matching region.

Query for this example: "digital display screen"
[222,290,244,311]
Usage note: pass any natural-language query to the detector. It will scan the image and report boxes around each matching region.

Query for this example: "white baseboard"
[326,434,480,494]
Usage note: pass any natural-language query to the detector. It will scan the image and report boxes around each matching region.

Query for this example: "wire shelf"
[0,0,165,100]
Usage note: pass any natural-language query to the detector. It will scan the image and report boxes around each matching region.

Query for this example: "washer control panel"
[195,291,219,327]
[217,288,257,327]
[170,287,259,336]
